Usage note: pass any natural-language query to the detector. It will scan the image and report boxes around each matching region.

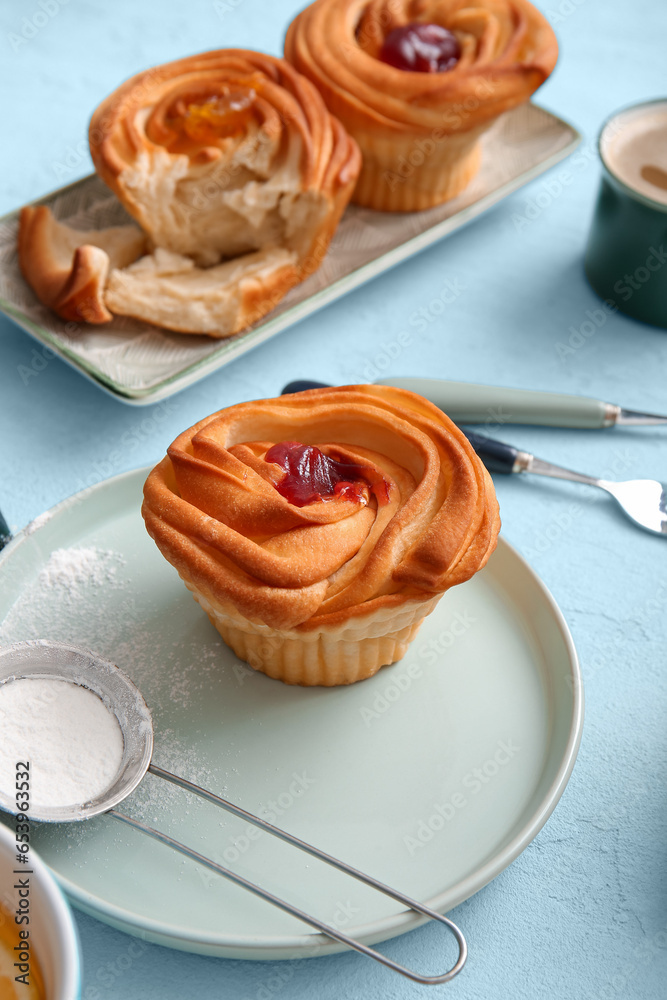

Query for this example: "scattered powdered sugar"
[0,539,232,842]
[0,677,124,809]
[38,546,125,593]
[119,726,216,828]
[24,509,53,535]
[0,545,131,657]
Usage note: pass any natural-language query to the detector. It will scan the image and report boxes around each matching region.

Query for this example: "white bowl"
[0,820,81,999]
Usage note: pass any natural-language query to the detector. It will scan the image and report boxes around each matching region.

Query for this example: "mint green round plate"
[0,467,583,959]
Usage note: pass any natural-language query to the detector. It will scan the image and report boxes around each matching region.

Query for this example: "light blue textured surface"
[1,1,666,998]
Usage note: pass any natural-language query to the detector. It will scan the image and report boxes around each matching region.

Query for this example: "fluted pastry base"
[352,125,488,212]
[185,583,443,686]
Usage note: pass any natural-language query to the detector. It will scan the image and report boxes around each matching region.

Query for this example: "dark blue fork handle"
[460,430,519,475]
[280,381,520,475]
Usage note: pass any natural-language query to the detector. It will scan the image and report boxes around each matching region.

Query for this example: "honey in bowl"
[0,899,45,1000]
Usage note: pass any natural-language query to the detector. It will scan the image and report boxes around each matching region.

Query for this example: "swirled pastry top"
[142,386,500,630]
[89,49,360,266]
[285,0,558,136]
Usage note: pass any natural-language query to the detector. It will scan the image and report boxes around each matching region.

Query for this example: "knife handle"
[374,378,612,428]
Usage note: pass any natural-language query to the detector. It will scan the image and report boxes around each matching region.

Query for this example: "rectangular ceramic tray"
[0,102,580,405]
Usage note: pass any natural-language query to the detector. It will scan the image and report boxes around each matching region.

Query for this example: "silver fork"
[515,455,667,536]
[464,431,667,537]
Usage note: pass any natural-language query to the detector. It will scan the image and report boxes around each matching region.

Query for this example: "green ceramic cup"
[584,98,667,328]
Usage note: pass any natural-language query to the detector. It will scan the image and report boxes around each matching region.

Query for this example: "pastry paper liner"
[353,123,489,212]
[185,582,443,686]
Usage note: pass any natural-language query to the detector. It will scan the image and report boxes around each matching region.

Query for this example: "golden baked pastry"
[87,49,361,335]
[285,0,558,211]
[142,385,500,686]
[18,205,145,323]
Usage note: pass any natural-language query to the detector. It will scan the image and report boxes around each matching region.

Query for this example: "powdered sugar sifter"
[0,640,466,986]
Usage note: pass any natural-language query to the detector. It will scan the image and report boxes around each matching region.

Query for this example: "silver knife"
[373,377,667,428]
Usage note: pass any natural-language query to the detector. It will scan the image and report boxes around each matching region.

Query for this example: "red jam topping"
[265,441,388,508]
[379,23,461,73]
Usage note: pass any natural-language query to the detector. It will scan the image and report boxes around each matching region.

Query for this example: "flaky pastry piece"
[104,246,299,336]
[85,48,360,336]
[18,205,145,323]
[285,0,558,210]
[142,385,500,686]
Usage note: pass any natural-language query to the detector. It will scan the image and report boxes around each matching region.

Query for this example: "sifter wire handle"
[108,763,466,985]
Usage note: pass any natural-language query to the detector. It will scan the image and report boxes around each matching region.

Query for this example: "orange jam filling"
[176,90,257,141]
[157,86,259,155]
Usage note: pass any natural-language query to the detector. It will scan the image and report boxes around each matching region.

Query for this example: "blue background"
[1,1,666,997]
